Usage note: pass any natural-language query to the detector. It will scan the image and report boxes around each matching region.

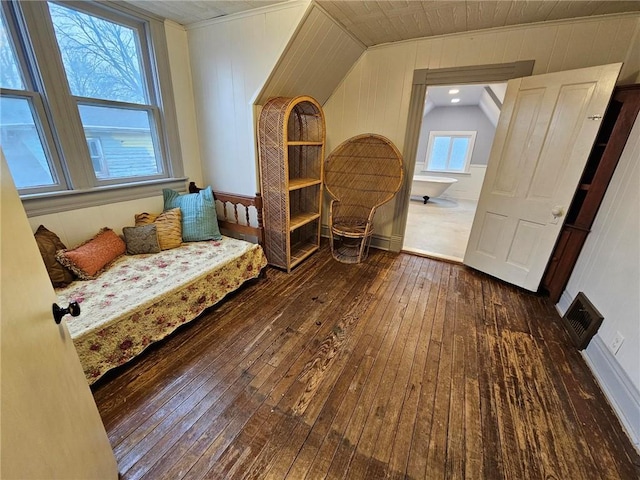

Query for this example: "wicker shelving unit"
[258,96,325,272]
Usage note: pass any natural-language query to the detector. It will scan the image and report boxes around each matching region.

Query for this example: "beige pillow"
[135,208,182,250]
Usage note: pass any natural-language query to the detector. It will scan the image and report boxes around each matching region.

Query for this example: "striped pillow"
[163,186,221,242]
[135,208,182,250]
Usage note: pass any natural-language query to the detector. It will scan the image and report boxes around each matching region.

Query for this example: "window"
[0,7,64,192]
[0,0,184,215]
[424,131,476,173]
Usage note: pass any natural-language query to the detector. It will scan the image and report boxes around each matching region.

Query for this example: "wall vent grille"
[562,292,604,350]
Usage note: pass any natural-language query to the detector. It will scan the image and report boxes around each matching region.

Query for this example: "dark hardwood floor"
[93,245,640,479]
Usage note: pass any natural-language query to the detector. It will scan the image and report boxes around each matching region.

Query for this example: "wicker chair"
[324,134,404,264]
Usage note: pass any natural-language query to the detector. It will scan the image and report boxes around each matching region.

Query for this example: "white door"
[464,63,621,291]
[0,153,118,479]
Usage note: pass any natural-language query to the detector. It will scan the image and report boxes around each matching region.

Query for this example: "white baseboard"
[555,289,574,317]
[582,335,640,451]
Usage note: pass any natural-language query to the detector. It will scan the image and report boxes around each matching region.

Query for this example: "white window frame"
[424,131,476,174]
[1,0,185,216]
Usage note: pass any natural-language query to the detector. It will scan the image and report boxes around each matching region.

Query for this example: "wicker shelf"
[258,96,325,272]
[289,178,322,191]
[289,212,321,231]
[290,240,319,267]
[287,141,323,146]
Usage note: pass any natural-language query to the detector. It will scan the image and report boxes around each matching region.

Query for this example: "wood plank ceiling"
[127,0,640,46]
[317,0,640,46]
[125,0,283,25]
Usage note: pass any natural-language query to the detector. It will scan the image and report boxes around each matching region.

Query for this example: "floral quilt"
[56,237,267,384]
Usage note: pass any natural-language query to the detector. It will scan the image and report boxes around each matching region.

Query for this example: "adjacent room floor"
[92,246,640,479]
[403,196,477,262]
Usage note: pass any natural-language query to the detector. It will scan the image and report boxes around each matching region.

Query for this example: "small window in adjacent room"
[425,131,476,173]
[86,138,108,179]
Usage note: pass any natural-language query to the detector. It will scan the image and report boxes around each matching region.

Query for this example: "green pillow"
[163,186,221,242]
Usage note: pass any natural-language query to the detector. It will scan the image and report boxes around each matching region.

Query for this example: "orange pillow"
[56,228,126,280]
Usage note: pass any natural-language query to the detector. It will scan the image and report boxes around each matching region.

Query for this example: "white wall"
[187,2,309,196]
[323,13,640,239]
[557,115,640,447]
[27,196,164,247]
[415,105,497,168]
[165,20,203,186]
[413,105,494,202]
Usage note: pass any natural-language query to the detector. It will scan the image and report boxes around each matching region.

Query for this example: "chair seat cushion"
[332,217,372,238]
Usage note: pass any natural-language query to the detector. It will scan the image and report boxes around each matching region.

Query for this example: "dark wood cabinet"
[542,85,640,303]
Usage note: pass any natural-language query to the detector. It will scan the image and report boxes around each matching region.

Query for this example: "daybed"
[55,188,267,384]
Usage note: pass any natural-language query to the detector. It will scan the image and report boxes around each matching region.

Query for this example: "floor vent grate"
[562,292,604,350]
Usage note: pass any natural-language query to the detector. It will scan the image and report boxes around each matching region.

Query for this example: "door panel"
[529,83,596,199]
[464,63,621,291]
[477,212,507,257]
[1,152,118,479]
[494,88,545,195]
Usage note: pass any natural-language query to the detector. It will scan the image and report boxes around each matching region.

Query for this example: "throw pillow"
[56,228,126,280]
[163,186,221,242]
[122,224,160,255]
[134,207,182,250]
[33,225,76,287]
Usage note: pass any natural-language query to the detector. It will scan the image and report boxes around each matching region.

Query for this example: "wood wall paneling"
[257,4,365,106]
[187,3,308,196]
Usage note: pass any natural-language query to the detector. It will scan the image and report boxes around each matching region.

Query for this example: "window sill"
[422,170,471,176]
[22,177,188,217]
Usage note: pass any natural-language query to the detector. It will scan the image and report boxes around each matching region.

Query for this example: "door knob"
[52,302,80,324]
[551,206,564,218]
[550,205,564,224]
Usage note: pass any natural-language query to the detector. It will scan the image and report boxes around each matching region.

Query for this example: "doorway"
[403,82,506,262]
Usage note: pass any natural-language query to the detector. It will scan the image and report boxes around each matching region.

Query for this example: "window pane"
[429,136,450,170]
[78,104,160,179]
[48,2,146,104]
[0,9,25,90]
[449,137,470,171]
[0,96,56,188]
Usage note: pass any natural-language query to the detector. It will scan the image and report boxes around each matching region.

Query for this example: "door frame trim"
[391,60,535,253]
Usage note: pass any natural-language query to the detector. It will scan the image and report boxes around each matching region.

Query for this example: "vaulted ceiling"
[127,0,640,46]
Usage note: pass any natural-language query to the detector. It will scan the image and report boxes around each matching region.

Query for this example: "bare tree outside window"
[48,2,146,104]
[0,8,24,90]
[46,2,161,180]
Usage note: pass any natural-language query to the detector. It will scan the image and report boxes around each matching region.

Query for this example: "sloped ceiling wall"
[256,3,366,106]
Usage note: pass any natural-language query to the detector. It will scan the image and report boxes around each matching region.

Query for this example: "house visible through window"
[425,131,476,173]
[0,0,184,214]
